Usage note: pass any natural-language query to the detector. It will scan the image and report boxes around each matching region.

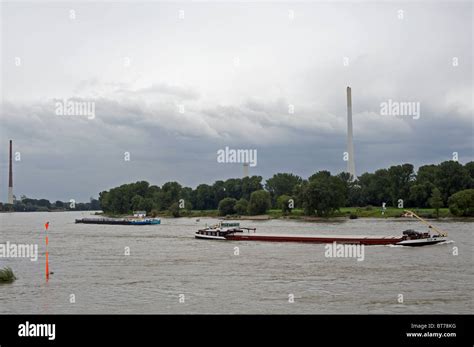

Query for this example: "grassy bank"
[337,207,452,219]
[224,207,456,219]
[100,207,458,220]
[266,207,453,219]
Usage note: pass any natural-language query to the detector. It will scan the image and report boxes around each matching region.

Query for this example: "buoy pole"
[45,222,49,281]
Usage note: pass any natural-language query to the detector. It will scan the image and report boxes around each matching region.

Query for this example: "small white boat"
[395,229,448,246]
[395,210,450,246]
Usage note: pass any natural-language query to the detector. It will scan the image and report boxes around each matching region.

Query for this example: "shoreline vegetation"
[0,197,99,213]
[97,207,472,220]
[2,161,473,219]
[98,161,474,220]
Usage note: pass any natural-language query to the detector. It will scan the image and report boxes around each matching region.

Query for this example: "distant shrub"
[448,189,474,217]
[248,190,271,215]
[277,195,293,214]
[349,213,358,219]
[218,198,237,216]
[0,267,16,283]
[169,202,180,218]
[234,199,249,215]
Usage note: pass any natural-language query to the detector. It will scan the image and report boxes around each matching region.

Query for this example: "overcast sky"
[1,1,472,202]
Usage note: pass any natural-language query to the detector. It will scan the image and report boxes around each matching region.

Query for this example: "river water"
[0,212,472,314]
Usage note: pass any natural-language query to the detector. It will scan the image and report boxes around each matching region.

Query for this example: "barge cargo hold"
[195,228,402,245]
[225,233,403,245]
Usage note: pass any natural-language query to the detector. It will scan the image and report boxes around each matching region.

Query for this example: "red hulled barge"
[195,211,449,247]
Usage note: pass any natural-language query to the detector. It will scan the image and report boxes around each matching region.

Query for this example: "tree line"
[0,196,100,212]
[98,160,474,217]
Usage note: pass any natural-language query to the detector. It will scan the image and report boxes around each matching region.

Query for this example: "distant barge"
[75,217,161,225]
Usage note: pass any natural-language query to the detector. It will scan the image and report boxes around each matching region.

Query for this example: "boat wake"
[386,239,454,248]
[386,244,405,248]
[436,240,455,245]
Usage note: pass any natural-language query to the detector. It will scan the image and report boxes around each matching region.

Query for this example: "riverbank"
[99,207,472,220]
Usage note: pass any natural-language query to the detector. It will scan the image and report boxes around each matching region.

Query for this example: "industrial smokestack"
[346,87,356,180]
[8,140,14,204]
[243,163,249,178]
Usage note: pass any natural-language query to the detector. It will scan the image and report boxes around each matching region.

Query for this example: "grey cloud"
[132,83,200,100]
[0,1,472,202]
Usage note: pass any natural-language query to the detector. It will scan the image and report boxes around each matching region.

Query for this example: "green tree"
[248,190,271,215]
[140,198,154,213]
[146,185,161,199]
[265,173,302,205]
[241,176,263,201]
[409,183,433,208]
[194,184,215,210]
[169,202,181,217]
[99,190,110,212]
[336,171,362,207]
[357,170,391,207]
[277,194,293,214]
[417,164,439,185]
[435,161,470,204]
[387,164,415,207]
[89,198,100,210]
[428,188,443,218]
[408,164,440,207]
[292,182,306,209]
[131,195,144,211]
[464,162,474,188]
[179,187,193,209]
[37,199,51,209]
[212,180,227,207]
[133,181,150,197]
[223,178,242,200]
[302,172,346,216]
[160,182,182,209]
[448,189,474,217]
[308,170,331,181]
[234,198,249,215]
[218,198,237,216]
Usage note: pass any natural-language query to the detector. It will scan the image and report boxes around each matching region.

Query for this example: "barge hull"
[225,234,403,245]
[75,218,161,225]
[76,219,130,225]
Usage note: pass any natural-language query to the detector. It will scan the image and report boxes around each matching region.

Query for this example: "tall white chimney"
[8,140,14,204]
[243,163,249,178]
[346,87,356,180]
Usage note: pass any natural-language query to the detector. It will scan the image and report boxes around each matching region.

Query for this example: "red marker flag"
[44,221,50,281]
